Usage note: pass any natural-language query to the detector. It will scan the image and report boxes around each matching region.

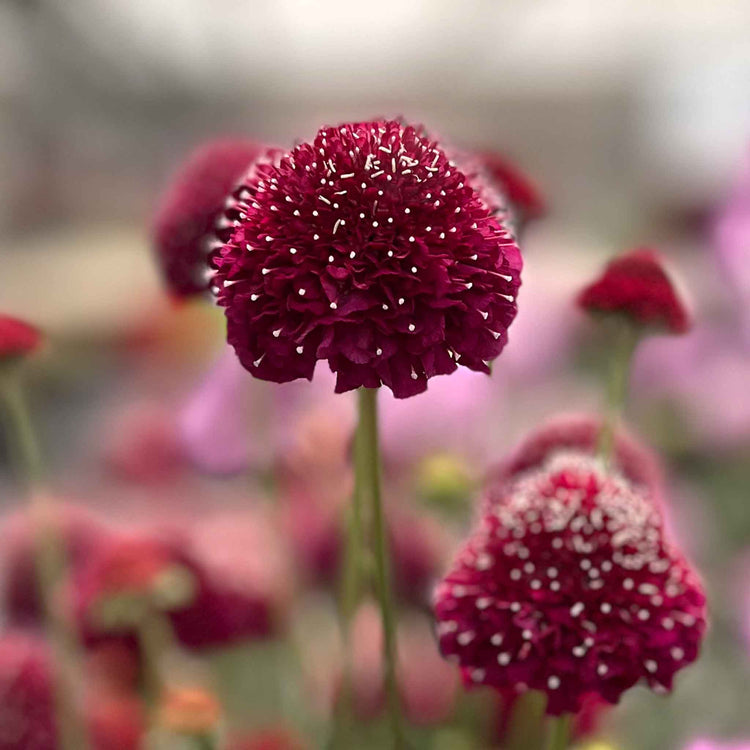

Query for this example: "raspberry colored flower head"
[434,452,706,715]
[211,119,522,398]
[0,314,42,361]
[152,139,263,297]
[577,248,691,334]
[489,413,663,493]
[480,152,546,228]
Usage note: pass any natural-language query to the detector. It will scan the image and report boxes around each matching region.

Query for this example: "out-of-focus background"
[1,2,749,749]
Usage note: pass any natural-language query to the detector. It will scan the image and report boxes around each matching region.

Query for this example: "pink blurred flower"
[715,148,750,344]
[1,505,112,626]
[339,603,459,725]
[633,324,750,450]
[0,314,42,361]
[684,741,750,750]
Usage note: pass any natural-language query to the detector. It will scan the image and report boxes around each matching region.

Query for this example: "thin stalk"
[597,320,639,464]
[545,714,571,750]
[357,388,404,748]
[0,373,89,750]
[135,608,174,725]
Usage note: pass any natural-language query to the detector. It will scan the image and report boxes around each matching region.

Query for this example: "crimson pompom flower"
[210,119,522,398]
[489,413,663,494]
[577,248,691,334]
[152,139,263,297]
[480,152,545,229]
[0,314,42,361]
[434,452,706,715]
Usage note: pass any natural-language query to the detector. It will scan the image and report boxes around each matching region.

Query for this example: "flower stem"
[597,319,638,464]
[357,387,405,748]
[545,714,571,750]
[135,608,174,726]
[0,372,89,750]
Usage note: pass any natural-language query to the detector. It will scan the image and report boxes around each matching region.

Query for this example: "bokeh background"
[1,2,749,749]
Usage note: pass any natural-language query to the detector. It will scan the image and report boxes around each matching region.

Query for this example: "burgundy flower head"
[434,452,706,715]
[577,248,691,334]
[480,152,546,227]
[152,139,263,297]
[0,314,42,361]
[211,119,522,398]
[489,413,663,494]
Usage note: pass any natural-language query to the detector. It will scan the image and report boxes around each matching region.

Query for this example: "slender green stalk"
[0,372,89,750]
[545,714,571,750]
[135,608,174,725]
[357,387,405,748]
[597,319,639,464]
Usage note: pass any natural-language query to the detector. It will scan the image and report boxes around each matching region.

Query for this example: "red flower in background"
[1,505,111,627]
[0,315,42,360]
[480,152,546,229]
[0,632,143,750]
[211,119,522,398]
[577,248,691,334]
[75,521,286,650]
[488,413,663,494]
[434,452,706,715]
[152,139,263,297]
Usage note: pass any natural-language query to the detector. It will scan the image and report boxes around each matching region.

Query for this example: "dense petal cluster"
[211,119,522,398]
[0,314,42,360]
[480,152,546,228]
[488,413,663,494]
[434,452,706,714]
[152,139,263,297]
[577,248,691,334]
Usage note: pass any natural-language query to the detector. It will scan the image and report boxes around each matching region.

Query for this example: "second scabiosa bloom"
[434,451,707,715]
[211,119,522,398]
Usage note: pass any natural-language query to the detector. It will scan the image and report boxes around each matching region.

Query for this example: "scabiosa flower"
[434,452,706,715]
[480,152,546,230]
[211,119,522,398]
[490,413,663,493]
[0,314,42,361]
[577,249,691,334]
[152,139,263,297]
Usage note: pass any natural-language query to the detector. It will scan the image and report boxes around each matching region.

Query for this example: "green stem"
[545,714,571,750]
[135,608,174,725]
[357,388,405,748]
[0,373,89,750]
[597,320,638,464]
[190,732,218,750]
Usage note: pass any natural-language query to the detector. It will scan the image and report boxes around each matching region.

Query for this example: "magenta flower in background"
[479,151,546,231]
[0,314,42,361]
[210,119,522,398]
[684,741,750,750]
[489,413,663,493]
[434,452,706,715]
[152,139,264,298]
[578,248,692,335]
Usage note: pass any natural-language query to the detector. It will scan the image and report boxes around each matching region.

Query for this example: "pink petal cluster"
[211,119,522,398]
[152,139,263,297]
[480,152,546,229]
[577,249,691,334]
[434,452,706,715]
